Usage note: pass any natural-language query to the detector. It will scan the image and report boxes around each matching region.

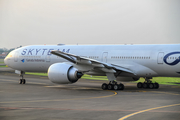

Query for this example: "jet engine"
[48,63,83,84]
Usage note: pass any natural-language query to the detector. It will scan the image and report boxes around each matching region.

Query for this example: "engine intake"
[48,63,83,84]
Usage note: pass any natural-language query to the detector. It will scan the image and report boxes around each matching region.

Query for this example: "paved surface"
[0,68,180,120]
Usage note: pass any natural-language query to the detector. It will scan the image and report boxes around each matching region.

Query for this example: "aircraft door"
[14,52,18,62]
[102,52,108,62]
[157,52,164,64]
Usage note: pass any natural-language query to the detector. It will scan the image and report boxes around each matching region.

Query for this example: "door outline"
[14,52,18,62]
[157,52,164,64]
[102,52,108,62]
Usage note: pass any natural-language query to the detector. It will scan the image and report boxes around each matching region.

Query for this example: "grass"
[26,72,180,86]
[82,74,108,80]
[26,72,48,76]
[0,65,7,67]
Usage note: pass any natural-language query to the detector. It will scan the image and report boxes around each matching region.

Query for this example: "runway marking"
[118,90,179,96]
[1,107,180,113]
[118,103,180,120]
[121,90,179,96]
[0,90,117,104]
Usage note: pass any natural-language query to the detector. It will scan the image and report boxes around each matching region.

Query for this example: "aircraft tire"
[143,83,148,88]
[22,79,26,84]
[113,84,119,90]
[137,82,143,88]
[119,83,124,90]
[149,83,154,89]
[108,84,113,90]
[154,83,159,89]
[19,79,22,84]
[102,83,108,90]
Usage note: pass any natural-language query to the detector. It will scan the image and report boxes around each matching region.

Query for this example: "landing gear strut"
[102,81,124,90]
[137,77,159,89]
[19,71,26,84]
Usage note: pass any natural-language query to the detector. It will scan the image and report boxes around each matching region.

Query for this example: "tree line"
[0,46,22,54]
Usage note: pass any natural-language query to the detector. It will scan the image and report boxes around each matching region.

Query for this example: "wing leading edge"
[51,50,135,76]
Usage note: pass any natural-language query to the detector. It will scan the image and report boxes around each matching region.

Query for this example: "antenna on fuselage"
[57,44,65,46]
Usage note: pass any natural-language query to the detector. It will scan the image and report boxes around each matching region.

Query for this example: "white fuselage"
[4,44,180,78]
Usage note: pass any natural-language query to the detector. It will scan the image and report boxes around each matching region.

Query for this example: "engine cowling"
[48,63,83,84]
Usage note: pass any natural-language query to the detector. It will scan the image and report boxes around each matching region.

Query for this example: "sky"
[0,0,180,49]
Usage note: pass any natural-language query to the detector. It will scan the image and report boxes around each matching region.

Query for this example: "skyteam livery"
[4,44,180,90]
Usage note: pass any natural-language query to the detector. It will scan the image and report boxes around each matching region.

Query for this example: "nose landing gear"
[19,71,26,84]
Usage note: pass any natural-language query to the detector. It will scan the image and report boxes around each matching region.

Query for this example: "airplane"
[4,44,180,90]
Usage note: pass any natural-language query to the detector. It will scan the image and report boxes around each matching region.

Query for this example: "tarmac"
[0,67,180,120]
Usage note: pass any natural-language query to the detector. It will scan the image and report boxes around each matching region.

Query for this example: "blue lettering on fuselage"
[28,49,34,55]
[163,52,180,65]
[42,49,47,55]
[21,48,70,55]
[62,49,65,52]
[36,49,41,55]
[48,49,54,55]
[21,49,27,55]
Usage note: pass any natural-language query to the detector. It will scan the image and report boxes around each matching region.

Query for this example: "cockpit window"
[6,52,13,58]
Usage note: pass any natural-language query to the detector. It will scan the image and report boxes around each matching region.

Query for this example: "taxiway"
[0,68,180,120]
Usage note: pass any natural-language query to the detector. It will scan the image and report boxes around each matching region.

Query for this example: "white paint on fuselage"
[4,44,180,77]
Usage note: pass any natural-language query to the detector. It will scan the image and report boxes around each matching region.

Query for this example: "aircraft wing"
[51,50,135,75]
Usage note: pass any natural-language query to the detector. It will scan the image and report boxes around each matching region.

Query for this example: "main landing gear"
[19,72,26,84]
[102,81,124,90]
[137,78,159,89]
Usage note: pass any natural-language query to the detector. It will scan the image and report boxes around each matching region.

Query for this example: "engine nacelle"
[48,63,83,84]
[116,77,140,82]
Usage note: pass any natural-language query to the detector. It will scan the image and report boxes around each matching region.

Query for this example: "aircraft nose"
[4,56,8,65]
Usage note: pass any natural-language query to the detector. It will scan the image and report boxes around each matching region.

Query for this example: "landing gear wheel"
[154,83,159,89]
[19,79,22,84]
[19,71,26,85]
[108,84,113,90]
[22,79,26,84]
[102,83,108,90]
[102,82,124,90]
[149,83,154,89]
[137,82,143,88]
[113,84,119,90]
[119,83,124,90]
[143,83,148,88]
